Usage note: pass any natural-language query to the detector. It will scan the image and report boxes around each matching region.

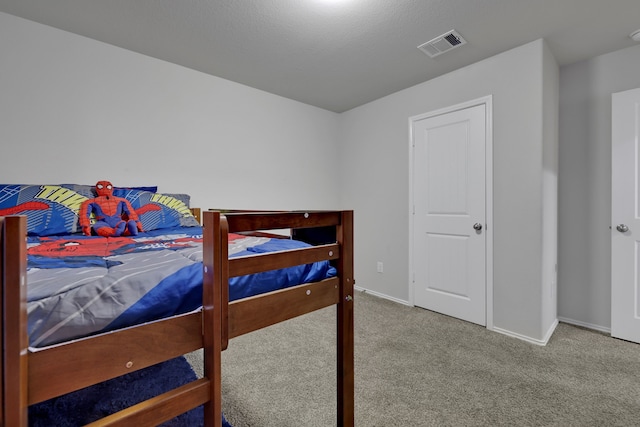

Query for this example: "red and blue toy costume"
[79,181,143,237]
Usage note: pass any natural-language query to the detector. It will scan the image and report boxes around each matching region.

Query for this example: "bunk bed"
[0,186,354,426]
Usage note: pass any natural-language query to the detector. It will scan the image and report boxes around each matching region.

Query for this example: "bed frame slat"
[84,378,211,427]
[229,243,339,277]
[228,277,340,338]
[28,312,203,405]
[224,211,341,232]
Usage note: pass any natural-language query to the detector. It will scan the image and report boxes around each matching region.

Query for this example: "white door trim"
[408,95,494,330]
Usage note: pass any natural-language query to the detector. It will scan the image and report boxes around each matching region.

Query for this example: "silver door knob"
[473,223,483,231]
[616,224,629,233]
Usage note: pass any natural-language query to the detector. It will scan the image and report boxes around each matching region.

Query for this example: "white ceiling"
[1,0,640,112]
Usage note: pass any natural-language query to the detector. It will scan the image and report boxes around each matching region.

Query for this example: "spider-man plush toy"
[79,181,143,237]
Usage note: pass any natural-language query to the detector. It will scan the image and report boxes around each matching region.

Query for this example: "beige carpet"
[187,290,640,426]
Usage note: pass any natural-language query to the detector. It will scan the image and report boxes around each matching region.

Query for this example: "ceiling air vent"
[418,30,467,58]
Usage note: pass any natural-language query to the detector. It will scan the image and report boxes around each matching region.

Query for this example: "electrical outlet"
[377,261,384,273]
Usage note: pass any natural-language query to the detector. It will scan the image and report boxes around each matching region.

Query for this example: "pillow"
[0,184,87,236]
[60,184,158,198]
[163,193,191,207]
[0,184,195,235]
[112,188,199,231]
[120,186,158,193]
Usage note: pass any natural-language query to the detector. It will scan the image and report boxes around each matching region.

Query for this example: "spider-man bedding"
[1,184,336,348]
[27,227,335,348]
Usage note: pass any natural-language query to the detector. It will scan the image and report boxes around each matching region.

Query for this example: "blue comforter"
[26,226,336,348]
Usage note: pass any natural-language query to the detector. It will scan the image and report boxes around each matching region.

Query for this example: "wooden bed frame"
[0,209,354,426]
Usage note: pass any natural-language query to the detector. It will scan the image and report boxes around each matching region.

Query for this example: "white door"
[412,103,486,326]
[611,87,640,343]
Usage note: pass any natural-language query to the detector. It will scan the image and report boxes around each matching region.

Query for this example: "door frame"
[408,95,494,330]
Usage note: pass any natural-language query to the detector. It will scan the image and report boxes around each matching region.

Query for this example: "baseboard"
[557,316,611,334]
[493,318,558,346]
[354,286,412,306]
[355,286,563,346]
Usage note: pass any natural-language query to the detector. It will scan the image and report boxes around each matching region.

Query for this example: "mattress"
[26,226,336,348]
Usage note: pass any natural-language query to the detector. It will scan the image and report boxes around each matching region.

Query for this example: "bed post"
[0,216,4,427]
[202,211,224,427]
[336,210,354,427]
[219,215,229,352]
[1,216,29,427]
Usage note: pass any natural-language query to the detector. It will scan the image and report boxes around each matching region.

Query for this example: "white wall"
[558,43,640,331]
[0,12,340,211]
[340,39,558,342]
[1,11,566,342]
